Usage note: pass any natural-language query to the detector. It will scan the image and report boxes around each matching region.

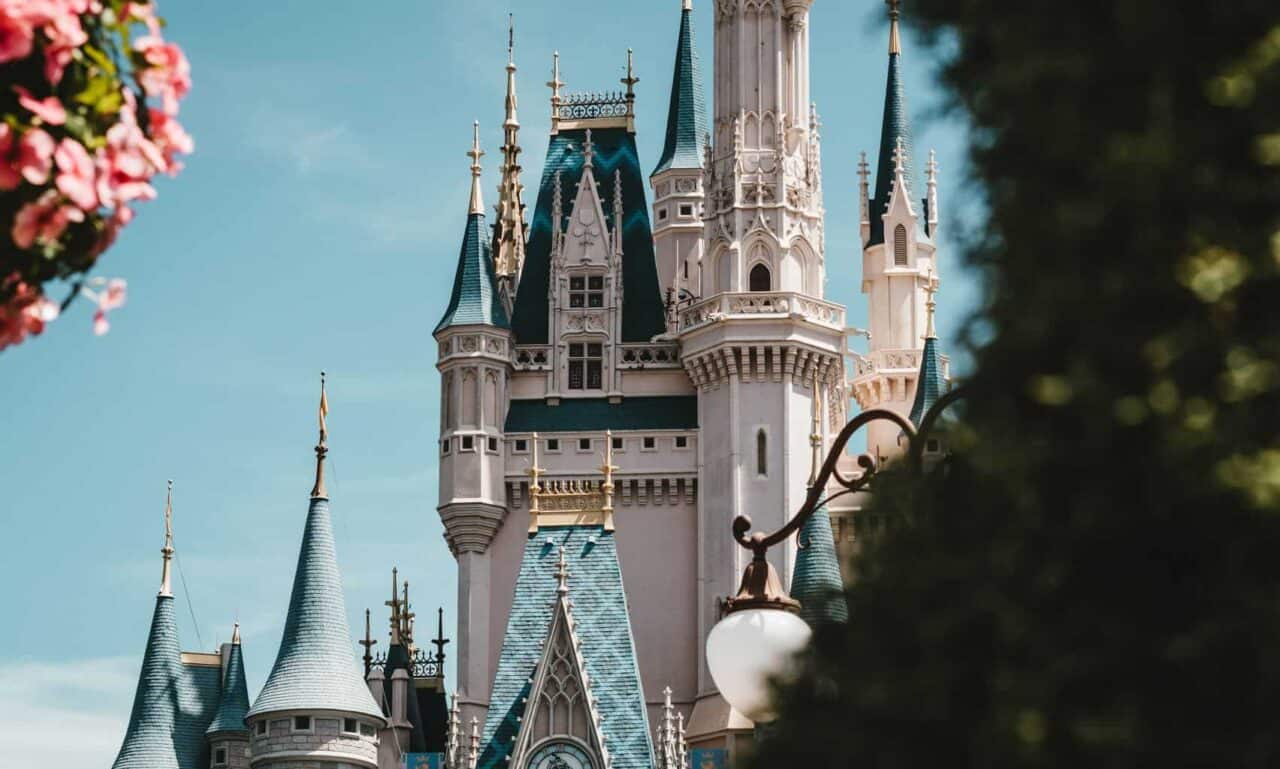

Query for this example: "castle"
[108,2,948,768]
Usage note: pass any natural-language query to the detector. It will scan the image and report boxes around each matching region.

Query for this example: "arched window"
[894,224,908,266]
[749,263,771,292]
[756,429,768,476]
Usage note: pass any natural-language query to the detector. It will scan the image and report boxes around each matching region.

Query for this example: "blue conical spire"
[436,123,510,333]
[206,626,250,736]
[791,378,848,627]
[112,595,182,769]
[247,389,383,721]
[868,0,918,246]
[908,284,946,428]
[652,0,708,175]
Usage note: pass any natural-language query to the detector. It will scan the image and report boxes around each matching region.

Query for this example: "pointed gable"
[511,127,665,345]
[791,505,849,627]
[247,496,384,720]
[653,0,708,175]
[480,526,653,769]
[560,152,613,268]
[868,15,919,246]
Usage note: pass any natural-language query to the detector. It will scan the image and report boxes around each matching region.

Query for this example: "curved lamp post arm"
[724,385,969,614]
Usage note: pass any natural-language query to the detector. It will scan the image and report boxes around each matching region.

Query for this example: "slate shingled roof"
[652,1,708,175]
[435,209,510,334]
[247,496,384,720]
[868,45,920,246]
[504,396,698,433]
[479,526,653,769]
[510,127,666,345]
[207,642,250,735]
[907,335,945,428]
[791,505,849,627]
[112,596,221,769]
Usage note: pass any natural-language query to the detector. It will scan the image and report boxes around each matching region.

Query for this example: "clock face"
[527,741,594,769]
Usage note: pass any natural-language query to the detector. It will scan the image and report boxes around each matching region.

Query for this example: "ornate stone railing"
[850,348,952,380]
[678,291,845,332]
[618,343,682,369]
[557,91,629,121]
[513,345,552,371]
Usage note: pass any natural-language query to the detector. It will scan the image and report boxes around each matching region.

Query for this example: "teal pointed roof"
[112,597,221,769]
[791,505,849,627]
[653,1,708,175]
[207,641,249,735]
[435,211,509,333]
[908,335,945,428]
[510,127,666,344]
[247,496,384,720]
[868,34,919,246]
[480,526,653,769]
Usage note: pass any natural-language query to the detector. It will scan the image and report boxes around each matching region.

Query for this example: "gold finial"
[232,621,241,645]
[507,13,514,65]
[402,579,416,653]
[311,372,329,499]
[807,369,824,488]
[547,51,564,105]
[622,48,639,116]
[468,121,485,216]
[159,480,174,597]
[924,269,939,340]
[887,0,902,55]
[359,608,377,676]
[386,566,402,645]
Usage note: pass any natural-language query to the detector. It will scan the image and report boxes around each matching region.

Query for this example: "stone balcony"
[678,291,845,333]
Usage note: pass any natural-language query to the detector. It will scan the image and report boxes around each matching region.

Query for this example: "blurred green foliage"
[752,2,1280,766]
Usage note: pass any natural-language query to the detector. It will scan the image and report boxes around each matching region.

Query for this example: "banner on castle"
[403,753,444,769]
[690,748,728,769]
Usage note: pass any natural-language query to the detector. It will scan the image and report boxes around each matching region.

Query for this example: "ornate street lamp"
[706,387,965,722]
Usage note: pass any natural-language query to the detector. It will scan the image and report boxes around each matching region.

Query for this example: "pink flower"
[0,124,19,190]
[0,5,34,65]
[12,127,55,186]
[99,278,127,311]
[38,5,87,84]
[122,2,160,35]
[95,95,163,208]
[0,274,59,352]
[13,85,66,125]
[134,35,190,115]
[92,307,109,335]
[147,108,193,174]
[54,137,97,210]
[11,188,84,248]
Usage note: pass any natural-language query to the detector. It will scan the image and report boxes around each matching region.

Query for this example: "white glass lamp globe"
[706,607,812,722]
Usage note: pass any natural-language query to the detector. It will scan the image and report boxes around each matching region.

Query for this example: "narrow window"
[675,436,688,449]
[214,748,227,766]
[683,260,689,280]
[756,430,768,476]
[514,439,528,453]
[569,275,605,308]
[658,207,669,221]
[612,437,624,450]
[926,438,940,453]
[255,721,268,736]
[894,224,908,266]
[360,723,376,737]
[749,264,771,292]
[294,716,311,732]
[567,343,604,390]
[546,438,560,452]
[488,437,498,453]
[441,438,451,455]
[343,718,359,735]
[579,438,592,451]
[643,437,656,450]
[679,203,694,217]
[461,435,475,452]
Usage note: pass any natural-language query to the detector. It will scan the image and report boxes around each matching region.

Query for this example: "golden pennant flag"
[318,373,329,443]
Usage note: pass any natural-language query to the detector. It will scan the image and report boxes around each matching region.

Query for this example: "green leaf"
[82,44,117,76]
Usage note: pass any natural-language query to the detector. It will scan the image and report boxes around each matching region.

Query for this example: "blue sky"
[0,2,975,766]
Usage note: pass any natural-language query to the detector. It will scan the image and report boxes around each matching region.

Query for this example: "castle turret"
[493,22,528,316]
[245,379,386,767]
[206,624,251,769]
[435,124,513,731]
[681,0,844,745]
[791,373,849,628]
[851,0,944,463]
[651,0,709,315]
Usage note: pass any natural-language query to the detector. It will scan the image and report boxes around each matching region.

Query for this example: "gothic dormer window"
[569,275,605,308]
[894,223,908,266]
[567,343,603,390]
[749,263,772,292]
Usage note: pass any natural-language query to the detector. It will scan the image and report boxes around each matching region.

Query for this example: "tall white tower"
[679,0,845,741]
[850,0,943,462]
[434,124,513,731]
